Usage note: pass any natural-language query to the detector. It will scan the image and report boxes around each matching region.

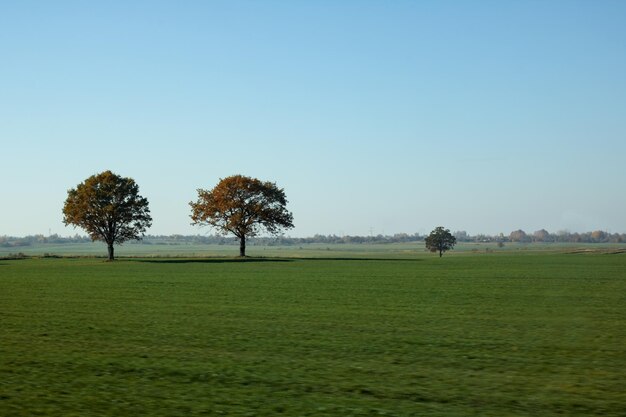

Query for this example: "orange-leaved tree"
[190,175,294,257]
[62,171,152,261]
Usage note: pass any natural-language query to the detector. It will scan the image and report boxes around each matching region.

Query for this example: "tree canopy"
[190,175,294,257]
[62,170,152,260]
[425,226,457,257]
[509,229,531,243]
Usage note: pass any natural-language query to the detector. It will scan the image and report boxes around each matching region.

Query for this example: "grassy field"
[2,240,625,259]
[1,252,625,416]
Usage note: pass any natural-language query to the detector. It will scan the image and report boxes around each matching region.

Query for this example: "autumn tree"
[509,229,530,243]
[425,226,457,257]
[591,230,608,242]
[62,171,152,261]
[533,229,551,242]
[190,175,294,257]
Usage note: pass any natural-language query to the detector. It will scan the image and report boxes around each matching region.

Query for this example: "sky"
[1,1,625,237]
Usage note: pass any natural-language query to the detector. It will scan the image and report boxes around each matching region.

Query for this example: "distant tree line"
[0,234,91,247]
[123,229,626,245]
[2,229,624,249]
[454,229,626,244]
[119,233,425,246]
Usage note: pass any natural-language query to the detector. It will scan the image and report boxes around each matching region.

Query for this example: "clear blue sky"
[2,1,625,237]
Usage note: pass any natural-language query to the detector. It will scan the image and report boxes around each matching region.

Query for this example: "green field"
[1,252,625,416]
[2,240,625,259]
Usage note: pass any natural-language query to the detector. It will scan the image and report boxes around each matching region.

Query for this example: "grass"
[2,240,625,259]
[1,252,625,416]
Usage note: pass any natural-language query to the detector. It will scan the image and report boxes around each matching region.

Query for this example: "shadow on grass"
[0,258,28,262]
[135,257,421,264]
[297,257,421,262]
[136,258,295,264]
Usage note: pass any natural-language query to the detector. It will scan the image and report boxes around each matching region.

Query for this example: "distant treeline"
[1,229,625,248]
[0,234,92,247]
[137,233,425,246]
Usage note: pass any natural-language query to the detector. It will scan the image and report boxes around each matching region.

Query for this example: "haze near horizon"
[1,1,625,237]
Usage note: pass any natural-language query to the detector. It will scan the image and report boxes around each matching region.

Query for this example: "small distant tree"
[591,230,608,243]
[62,171,152,261]
[533,229,551,242]
[509,229,530,243]
[425,226,457,257]
[190,175,294,257]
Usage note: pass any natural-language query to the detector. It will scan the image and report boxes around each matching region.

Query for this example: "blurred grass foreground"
[1,250,625,416]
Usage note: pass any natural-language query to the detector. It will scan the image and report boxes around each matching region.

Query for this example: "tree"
[533,229,551,242]
[425,226,457,257]
[591,230,608,243]
[509,229,530,243]
[190,175,294,257]
[62,171,152,261]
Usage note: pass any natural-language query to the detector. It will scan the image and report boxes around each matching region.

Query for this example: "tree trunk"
[107,243,115,261]
[439,249,443,257]
[239,235,246,257]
